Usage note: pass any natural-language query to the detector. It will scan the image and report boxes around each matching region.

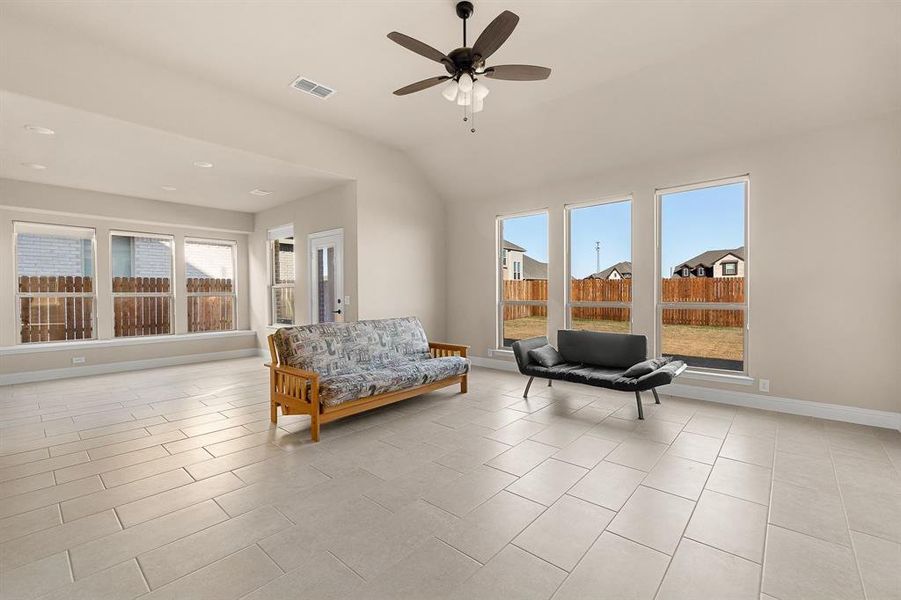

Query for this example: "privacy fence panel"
[187,278,235,332]
[503,278,745,326]
[112,277,172,337]
[18,275,95,343]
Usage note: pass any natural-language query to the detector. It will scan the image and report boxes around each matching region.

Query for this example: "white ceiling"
[1,1,899,204]
[0,92,346,212]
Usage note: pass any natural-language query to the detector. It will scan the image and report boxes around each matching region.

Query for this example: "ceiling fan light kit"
[388,1,550,133]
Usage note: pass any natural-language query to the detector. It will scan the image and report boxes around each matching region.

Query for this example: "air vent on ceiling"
[290,76,336,100]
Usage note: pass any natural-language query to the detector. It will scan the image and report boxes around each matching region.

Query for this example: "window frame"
[13,221,98,344]
[722,261,738,276]
[267,227,296,327]
[184,236,238,333]
[564,195,634,333]
[109,230,176,338]
[496,210,549,350]
[655,175,750,374]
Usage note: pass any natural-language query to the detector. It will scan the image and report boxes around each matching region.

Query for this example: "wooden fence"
[18,276,94,343]
[17,275,234,342]
[112,277,171,337]
[186,278,234,332]
[504,277,745,326]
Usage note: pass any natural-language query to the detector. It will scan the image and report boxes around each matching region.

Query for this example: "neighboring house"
[502,239,547,281]
[523,255,548,281]
[586,261,632,280]
[672,247,745,278]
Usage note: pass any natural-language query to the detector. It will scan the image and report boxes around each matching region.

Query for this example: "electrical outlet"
[758,378,769,393]
[72,357,86,365]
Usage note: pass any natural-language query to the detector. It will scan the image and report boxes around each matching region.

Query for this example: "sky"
[500,181,745,279]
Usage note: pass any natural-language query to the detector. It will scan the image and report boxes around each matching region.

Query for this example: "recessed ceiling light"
[249,188,272,196]
[22,162,47,170]
[193,161,214,168]
[24,124,56,136]
[161,186,177,191]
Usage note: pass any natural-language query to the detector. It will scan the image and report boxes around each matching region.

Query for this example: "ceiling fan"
[388,1,551,132]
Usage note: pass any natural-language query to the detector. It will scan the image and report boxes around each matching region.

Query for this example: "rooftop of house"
[523,255,548,280]
[586,261,633,280]
[676,247,745,269]
[502,240,527,252]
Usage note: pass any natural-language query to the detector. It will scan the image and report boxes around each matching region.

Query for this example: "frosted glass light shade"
[473,95,484,113]
[473,81,489,99]
[441,80,458,101]
[456,91,472,106]
[457,73,473,93]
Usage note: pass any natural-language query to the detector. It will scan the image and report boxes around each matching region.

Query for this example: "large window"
[267,225,295,326]
[15,222,96,343]
[567,198,632,334]
[497,212,548,348]
[185,238,237,332]
[111,232,174,337]
[657,177,748,372]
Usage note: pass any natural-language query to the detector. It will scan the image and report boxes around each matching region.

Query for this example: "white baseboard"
[0,349,263,386]
[470,356,901,431]
[470,355,518,372]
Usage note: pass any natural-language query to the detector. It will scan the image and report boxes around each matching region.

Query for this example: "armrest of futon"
[633,360,687,391]
[269,363,320,402]
[429,342,469,358]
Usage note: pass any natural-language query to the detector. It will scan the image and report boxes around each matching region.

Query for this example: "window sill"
[488,348,514,359]
[0,330,257,355]
[679,369,754,386]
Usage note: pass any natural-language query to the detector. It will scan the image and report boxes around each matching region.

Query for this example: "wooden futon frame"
[267,334,468,442]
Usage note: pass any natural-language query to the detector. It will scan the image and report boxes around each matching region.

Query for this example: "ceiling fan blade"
[472,10,519,61]
[393,76,450,96]
[387,32,451,65]
[485,64,551,81]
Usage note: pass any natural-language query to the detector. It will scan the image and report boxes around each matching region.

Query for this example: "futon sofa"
[511,330,686,419]
[267,317,469,441]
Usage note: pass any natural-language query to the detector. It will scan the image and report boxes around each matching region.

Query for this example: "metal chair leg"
[523,377,535,398]
[547,379,552,387]
[652,388,661,405]
[634,391,645,420]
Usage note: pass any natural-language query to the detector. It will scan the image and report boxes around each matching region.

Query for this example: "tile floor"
[0,358,899,599]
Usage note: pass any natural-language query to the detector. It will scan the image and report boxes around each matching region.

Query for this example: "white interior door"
[308,229,344,324]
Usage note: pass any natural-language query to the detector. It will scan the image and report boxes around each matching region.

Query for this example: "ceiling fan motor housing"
[455,2,474,20]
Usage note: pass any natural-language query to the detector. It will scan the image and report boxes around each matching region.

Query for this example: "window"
[498,212,547,348]
[15,222,96,343]
[566,198,632,334]
[185,238,237,332]
[268,225,295,326]
[111,232,174,337]
[682,267,690,277]
[658,177,748,372]
[696,266,705,276]
[502,249,508,267]
[722,261,738,276]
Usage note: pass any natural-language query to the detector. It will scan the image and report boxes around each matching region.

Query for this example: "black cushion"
[557,330,647,369]
[623,357,670,378]
[528,344,565,368]
[562,366,624,388]
[511,336,549,369]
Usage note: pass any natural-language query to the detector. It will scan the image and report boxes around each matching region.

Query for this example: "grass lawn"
[503,316,743,361]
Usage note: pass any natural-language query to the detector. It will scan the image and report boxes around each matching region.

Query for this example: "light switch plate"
[344,296,351,306]
[72,357,86,365]
[758,379,769,393]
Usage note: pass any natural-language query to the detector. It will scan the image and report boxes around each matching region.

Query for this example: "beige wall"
[0,179,257,378]
[0,15,447,343]
[446,112,901,413]
[250,183,358,347]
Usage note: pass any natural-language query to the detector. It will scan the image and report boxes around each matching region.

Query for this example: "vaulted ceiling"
[2,1,899,207]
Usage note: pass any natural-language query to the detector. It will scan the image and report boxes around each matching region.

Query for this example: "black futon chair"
[511,330,687,419]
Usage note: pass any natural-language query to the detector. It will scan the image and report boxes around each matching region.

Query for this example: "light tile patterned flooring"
[0,358,899,599]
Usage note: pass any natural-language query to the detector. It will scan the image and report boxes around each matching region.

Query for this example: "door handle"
[332,309,342,315]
